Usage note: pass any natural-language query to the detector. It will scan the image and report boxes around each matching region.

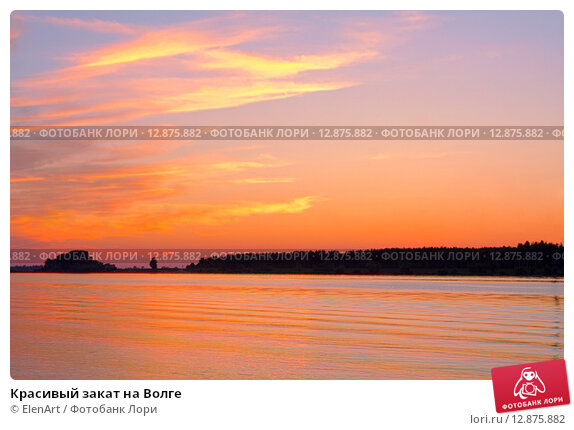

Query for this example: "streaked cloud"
[232,177,294,184]
[71,27,253,68]
[11,196,318,243]
[10,176,45,183]
[12,11,562,250]
[198,49,377,78]
[210,159,291,172]
[196,196,316,224]
[10,147,305,244]
[371,151,470,161]
[10,11,426,125]
[26,14,141,34]
[164,80,354,115]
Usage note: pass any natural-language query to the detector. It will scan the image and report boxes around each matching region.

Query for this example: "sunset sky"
[10,11,563,249]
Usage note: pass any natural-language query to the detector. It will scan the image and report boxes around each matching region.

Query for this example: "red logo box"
[492,359,570,413]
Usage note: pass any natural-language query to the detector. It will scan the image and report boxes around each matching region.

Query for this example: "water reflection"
[11,274,564,379]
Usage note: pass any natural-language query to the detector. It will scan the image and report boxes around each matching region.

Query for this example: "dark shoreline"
[11,242,564,277]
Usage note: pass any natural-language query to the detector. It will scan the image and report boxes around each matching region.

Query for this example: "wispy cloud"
[26,14,142,34]
[198,49,377,78]
[232,177,294,184]
[69,26,266,68]
[10,11,436,125]
[209,159,290,172]
[10,147,306,244]
[371,151,470,161]
[10,176,45,183]
[196,196,316,224]
[11,196,318,243]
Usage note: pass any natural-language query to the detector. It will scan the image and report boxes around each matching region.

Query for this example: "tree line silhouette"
[185,242,563,276]
[42,250,116,273]
[9,242,563,276]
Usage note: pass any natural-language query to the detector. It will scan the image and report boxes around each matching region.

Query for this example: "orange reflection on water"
[11,274,563,379]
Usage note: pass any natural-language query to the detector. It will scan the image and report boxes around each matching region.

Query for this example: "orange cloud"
[76,168,188,182]
[193,196,317,225]
[71,26,274,69]
[13,74,355,125]
[10,150,305,245]
[11,13,379,125]
[165,80,355,115]
[10,12,563,251]
[199,49,377,78]
[12,67,356,126]
[10,176,45,183]
[210,160,290,172]
[11,196,318,243]
[371,151,470,160]
[232,177,294,184]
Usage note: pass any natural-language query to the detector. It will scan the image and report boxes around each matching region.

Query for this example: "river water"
[10,273,564,379]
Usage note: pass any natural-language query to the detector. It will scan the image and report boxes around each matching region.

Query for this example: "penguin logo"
[513,367,546,400]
